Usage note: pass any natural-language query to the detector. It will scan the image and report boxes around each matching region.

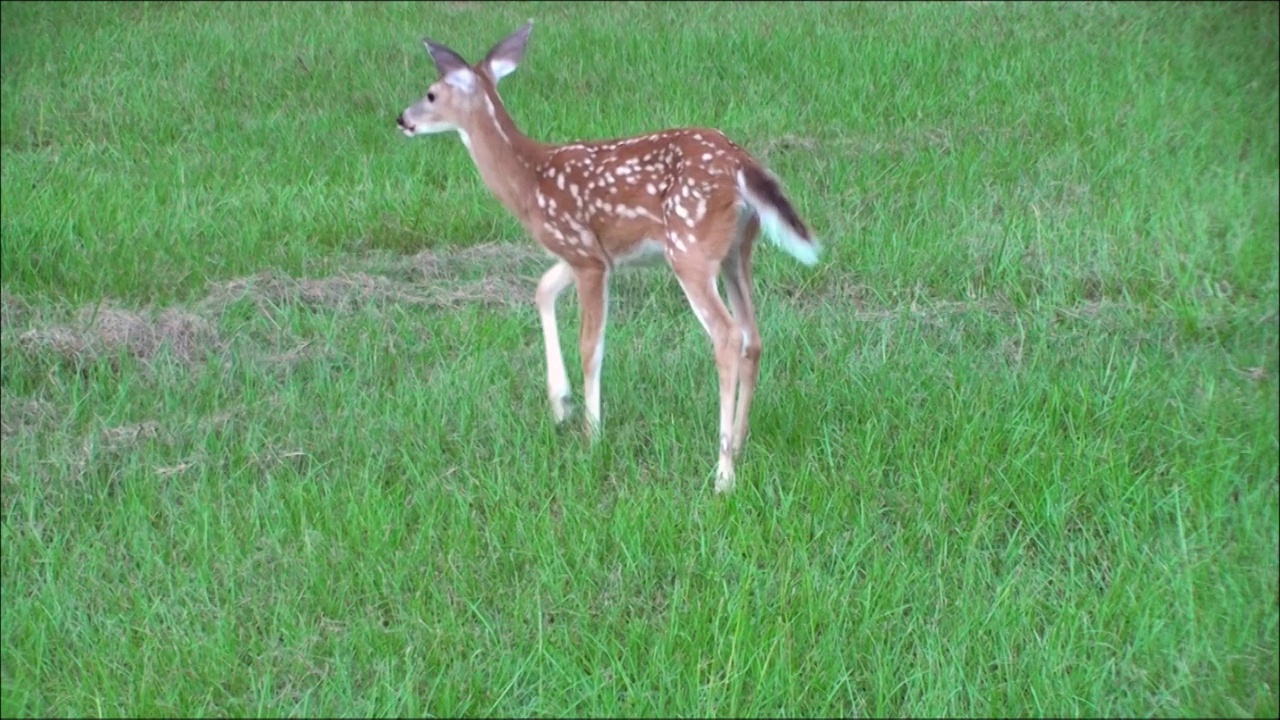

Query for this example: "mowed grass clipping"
[1,0,1277,716]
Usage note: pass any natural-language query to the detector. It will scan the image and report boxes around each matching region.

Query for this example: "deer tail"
[736,161,820,266]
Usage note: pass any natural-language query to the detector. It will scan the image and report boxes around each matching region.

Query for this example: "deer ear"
[423,37,471,77]
[482,20,533,83]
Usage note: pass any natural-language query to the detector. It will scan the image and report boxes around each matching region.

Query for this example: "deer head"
[396,21,533,138]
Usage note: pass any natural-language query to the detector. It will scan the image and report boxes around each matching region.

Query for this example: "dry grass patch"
[0,388,55,439]
[7,242,555,380]
[1,289,30,330]
[18,304,223,368]
[204,242,551,316]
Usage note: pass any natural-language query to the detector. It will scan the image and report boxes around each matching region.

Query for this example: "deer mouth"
[396,114,417,137]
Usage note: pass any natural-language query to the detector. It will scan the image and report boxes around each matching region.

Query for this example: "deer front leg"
[536,260,576,424]
[574,263,610,439]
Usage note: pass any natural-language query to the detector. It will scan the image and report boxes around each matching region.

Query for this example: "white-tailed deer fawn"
[396,21,820,493]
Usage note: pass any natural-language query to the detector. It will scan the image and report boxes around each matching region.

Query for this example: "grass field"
[2,0,1278,716]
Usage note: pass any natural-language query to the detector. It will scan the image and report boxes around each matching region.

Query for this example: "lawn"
[1,1,1277,716]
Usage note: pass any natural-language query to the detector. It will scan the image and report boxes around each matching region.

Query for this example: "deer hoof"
[714,466,736,494]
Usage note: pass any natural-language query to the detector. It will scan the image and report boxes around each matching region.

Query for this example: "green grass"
[2,0,1277,716]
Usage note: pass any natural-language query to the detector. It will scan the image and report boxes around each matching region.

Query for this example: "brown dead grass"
[0,388,55,439]
[7,240,1156,384]
[204,270,414,314]
[203,242,551,316]
[1,289,29,330]
[409,243,549,305]
[411,240,549,269]
[54,420,180,492]
[18,304,223,368]
[202,268,532,314]
[10,242,552,373]
[96,420,166,451]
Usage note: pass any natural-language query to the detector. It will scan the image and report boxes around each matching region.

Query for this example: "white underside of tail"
[736,170,820,267]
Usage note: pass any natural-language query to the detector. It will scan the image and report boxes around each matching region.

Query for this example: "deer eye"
[426,92,436,103]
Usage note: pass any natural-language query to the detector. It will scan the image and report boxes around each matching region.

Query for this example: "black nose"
[396,113,405,127]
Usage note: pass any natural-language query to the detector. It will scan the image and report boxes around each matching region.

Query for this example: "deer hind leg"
[536,260,577,424]
[673,258,743,494]
[574,262,610,439]
[721,214,762,458]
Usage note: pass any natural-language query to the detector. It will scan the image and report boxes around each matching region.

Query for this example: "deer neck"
[459,88,546,223]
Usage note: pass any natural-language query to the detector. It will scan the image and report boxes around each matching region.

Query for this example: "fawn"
[396,21,820,493]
